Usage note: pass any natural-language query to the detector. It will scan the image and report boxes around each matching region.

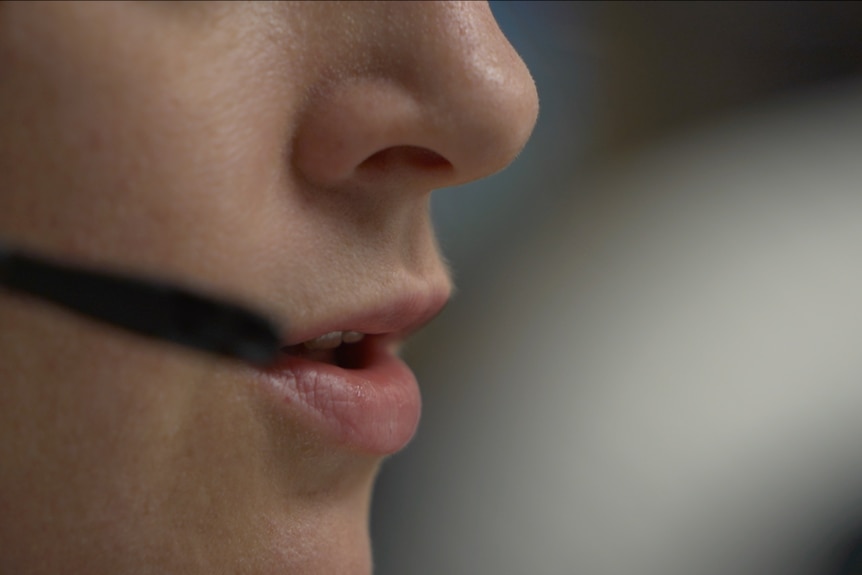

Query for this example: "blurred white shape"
[387,80,862,575]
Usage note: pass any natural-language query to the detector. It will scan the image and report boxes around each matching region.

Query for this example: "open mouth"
[256,291,449,454]
[262,328,419,454]
[280,331,371,369]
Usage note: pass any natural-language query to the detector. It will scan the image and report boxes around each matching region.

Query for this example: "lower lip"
[254,342,421,455]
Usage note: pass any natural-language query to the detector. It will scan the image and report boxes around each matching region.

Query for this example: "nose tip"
[292,1,539,193]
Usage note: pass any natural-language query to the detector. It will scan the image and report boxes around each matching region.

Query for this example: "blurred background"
[372,2,862,574]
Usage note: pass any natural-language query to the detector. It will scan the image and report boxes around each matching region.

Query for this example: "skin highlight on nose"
[290,1,538,195]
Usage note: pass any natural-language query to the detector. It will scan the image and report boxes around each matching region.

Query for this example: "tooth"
[342,331,365,344]
[303,331,343,350]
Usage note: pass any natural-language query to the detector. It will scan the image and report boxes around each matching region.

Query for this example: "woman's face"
[0,2,536,573]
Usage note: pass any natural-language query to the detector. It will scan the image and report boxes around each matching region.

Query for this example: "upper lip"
[279,287,450,349]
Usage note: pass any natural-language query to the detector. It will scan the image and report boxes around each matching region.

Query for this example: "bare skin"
[0,2,537,574]
[0,2,537,573]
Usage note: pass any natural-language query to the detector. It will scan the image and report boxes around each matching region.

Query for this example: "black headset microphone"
[0,243,282,366]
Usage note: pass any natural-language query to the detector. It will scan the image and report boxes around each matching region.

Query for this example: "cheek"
[0,3,297,296]
[0,289,264,569]
[0,289,200,496]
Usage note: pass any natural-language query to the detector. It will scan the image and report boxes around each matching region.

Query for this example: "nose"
[292,1,539,194]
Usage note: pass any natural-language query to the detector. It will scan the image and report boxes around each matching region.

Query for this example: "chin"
[250,510,374,575]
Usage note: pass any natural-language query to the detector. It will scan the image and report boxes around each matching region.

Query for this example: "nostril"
[357,146,453,178]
